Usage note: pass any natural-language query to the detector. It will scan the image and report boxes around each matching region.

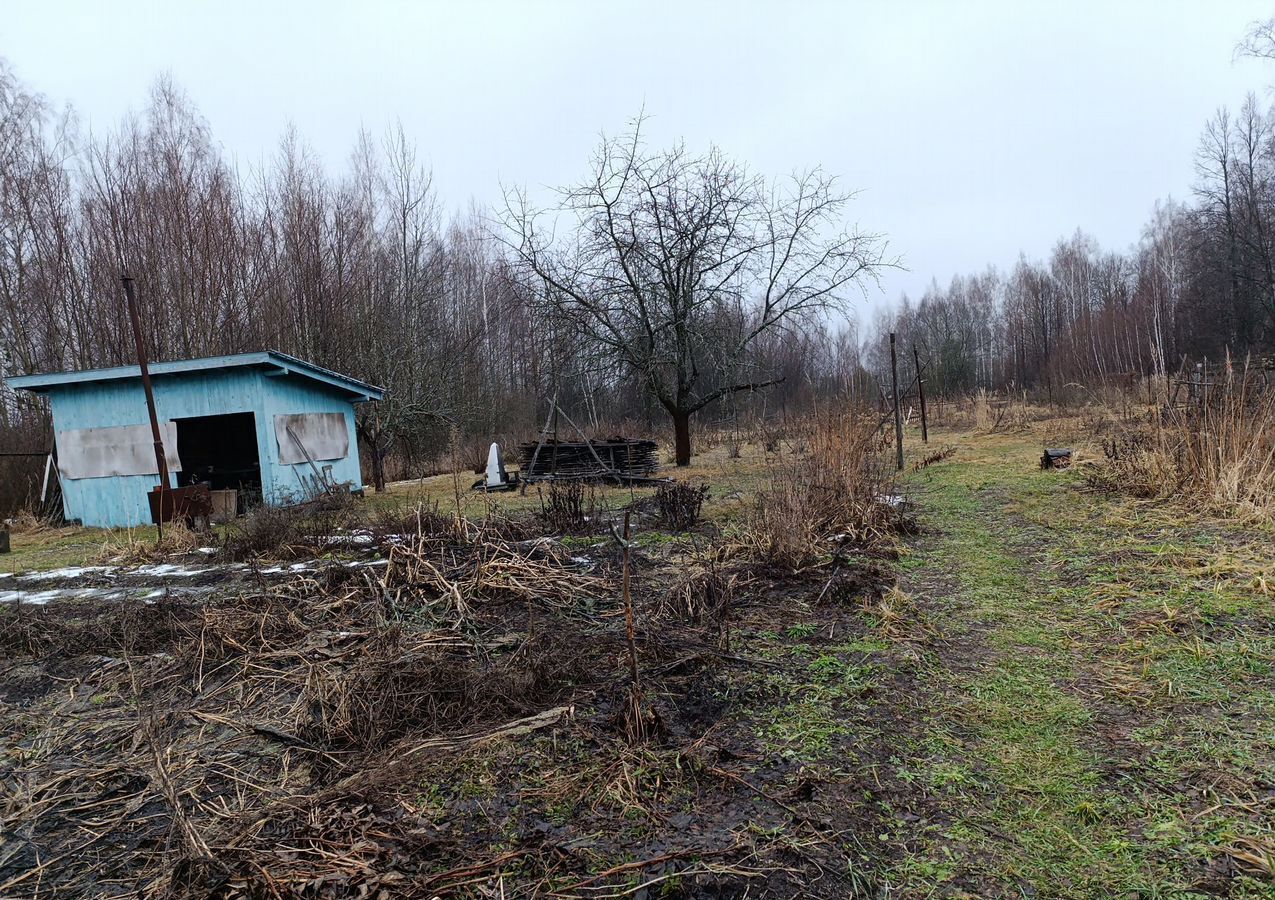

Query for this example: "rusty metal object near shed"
[148,483,213,527]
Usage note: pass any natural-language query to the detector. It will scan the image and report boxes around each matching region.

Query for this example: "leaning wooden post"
[890,333,904,471]
[620,510,638,687]
[122,274,169,541]
[913,344,929,444]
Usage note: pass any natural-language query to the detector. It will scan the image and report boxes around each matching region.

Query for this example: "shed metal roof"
[6,351,384,401]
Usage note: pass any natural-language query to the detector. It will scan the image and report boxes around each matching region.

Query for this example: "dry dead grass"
[869,584,937,645]
[733,410,906,571]
[3,509,46,534]
[1090,361,1275,521]
[92,521,204,564]
[1,510,618,897]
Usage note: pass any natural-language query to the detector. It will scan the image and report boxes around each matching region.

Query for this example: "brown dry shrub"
[659,546,735,647]
[537,479,598,533]
[1089,360,1275,519]
[655,479,709,531]
[1090,431,1176,498]
[94,521,203,564]
[735,411,902,571]
[223,495,361,561]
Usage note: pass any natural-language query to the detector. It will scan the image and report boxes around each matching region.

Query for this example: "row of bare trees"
[866,19,1275,398]
[871,109,1275,398]
[0,59,888,511]
[0,68,553,485]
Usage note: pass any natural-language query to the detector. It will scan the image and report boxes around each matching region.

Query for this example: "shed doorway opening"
[174,412,262,511]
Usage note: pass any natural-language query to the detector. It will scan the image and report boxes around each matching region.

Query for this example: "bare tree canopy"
[501,116,893,464]
[1237,16,1275,61]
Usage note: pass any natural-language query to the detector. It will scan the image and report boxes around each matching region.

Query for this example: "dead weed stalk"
[735,410,904,571]
[1090,358,1275,520]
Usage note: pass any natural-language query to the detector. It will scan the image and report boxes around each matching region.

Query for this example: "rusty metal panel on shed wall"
[57,422,183,480]
[273,413,349,465]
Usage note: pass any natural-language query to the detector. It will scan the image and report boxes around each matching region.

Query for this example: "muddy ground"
[8,429,1267,898]
[0,506,914,898]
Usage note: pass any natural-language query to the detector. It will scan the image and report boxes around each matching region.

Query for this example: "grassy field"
[882,426,1274,896]
[2,422,1272,896]
[2,439,773,574]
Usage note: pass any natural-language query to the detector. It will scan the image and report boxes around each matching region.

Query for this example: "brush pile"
[519,437,659,481]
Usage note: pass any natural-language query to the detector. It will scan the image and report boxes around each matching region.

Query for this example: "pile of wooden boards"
[518,438,660,481]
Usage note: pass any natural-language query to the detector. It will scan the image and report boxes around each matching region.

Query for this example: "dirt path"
[879,430,1275,898]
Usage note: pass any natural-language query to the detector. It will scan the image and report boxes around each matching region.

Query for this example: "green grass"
[2,525,140,573]
[882,426,1275,897]
[4,439,777,574]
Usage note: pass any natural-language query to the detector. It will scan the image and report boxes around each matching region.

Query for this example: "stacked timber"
[518,438,660,481]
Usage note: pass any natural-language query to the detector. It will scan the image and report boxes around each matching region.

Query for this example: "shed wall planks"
[37,367,368,527]
[259,375,363,504]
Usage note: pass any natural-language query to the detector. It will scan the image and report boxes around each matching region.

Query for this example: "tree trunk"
[672,408,692,467]
[371,442,387,493]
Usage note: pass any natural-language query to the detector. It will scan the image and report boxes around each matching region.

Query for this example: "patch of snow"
[0,581,100,601]
[255,562,314,574]
[133,563,209,577]
[19,566,115,581]
[197,547,220,555]
[321,530,374,546]
[0,584,215,606]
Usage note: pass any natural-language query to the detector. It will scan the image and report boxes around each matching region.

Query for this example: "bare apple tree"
[500,116,893,465]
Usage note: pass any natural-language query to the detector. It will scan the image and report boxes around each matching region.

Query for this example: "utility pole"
[890,332,904,471]
[122,274,169,540]
[913,344,929,444]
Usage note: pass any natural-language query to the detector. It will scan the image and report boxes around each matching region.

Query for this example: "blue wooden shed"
[7,351,384,528]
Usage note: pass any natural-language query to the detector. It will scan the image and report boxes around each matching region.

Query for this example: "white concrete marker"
[486,442,508,488]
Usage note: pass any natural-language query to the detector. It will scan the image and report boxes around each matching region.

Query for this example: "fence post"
[890,333,904,471]
[913,344,929,444]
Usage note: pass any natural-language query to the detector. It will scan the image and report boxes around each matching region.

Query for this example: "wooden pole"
[890,333,904,471]
[913,344,929,444]
[622,510,637,686]
[122,274,169,540]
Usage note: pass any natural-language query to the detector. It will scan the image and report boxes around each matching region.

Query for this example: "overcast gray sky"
[3,1,1271,316]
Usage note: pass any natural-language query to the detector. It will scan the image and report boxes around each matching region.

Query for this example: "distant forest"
[2,23,1274,478]
[872,24,1275,398]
